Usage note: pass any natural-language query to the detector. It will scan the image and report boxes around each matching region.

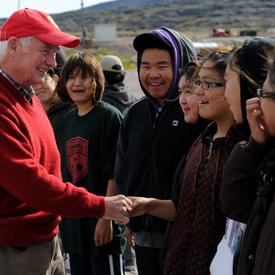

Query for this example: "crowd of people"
[0,7,275,275]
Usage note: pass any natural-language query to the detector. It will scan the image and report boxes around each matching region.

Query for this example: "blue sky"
[0,0,113,18]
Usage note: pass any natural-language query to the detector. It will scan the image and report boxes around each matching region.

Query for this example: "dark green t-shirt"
[57,101,125,255]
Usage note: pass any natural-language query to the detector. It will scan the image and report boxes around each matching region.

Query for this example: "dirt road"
[124,69,143,99]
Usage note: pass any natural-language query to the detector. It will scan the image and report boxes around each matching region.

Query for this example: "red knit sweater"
[0,75,105,246]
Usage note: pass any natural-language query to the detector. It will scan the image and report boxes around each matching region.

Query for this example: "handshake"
[103,196,176,224]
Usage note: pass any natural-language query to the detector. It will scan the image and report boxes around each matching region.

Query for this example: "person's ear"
[52,75,59,85]
[7,37,19,53]
[92,82,97,91]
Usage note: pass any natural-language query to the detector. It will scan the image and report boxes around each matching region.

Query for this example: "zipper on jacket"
[207,139,214,159]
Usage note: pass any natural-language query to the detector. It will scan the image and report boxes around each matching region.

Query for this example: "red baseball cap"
[0,8,80,48]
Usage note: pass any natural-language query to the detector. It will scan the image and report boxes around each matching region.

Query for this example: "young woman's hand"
[94,218,113,246]
[246,97,270,144]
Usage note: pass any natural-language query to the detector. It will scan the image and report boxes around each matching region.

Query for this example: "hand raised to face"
[246,97,270,144]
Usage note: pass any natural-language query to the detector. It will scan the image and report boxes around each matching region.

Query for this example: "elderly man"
[0,8,131,275]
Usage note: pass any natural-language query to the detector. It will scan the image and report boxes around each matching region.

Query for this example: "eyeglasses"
[257,88,275,101]
[178,87,196,94]
[193,79,224,90]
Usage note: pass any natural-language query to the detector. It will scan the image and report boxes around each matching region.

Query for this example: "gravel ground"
[124,69,143,99]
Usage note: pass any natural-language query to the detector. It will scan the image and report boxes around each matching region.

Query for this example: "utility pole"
[18,0,21,10]
[80,0,87,48]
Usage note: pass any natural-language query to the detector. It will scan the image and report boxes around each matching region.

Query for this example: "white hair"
[20,36,33,47]
[0,41,8,57]
[0,36,34,57]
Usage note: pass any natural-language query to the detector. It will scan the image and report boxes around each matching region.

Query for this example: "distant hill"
[1,0,275,37]
[52,0,275,37]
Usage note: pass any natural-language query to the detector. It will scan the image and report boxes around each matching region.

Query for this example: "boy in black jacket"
[115,27,198,275]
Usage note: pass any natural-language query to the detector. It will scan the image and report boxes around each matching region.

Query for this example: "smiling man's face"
[139,48,173,105]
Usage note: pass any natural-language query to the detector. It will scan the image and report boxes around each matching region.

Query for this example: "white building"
[94,23,117,42]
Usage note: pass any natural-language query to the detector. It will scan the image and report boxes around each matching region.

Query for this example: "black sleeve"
[221,137,270,223]
[170,153,187,209]
[114,112,129,194]
[104,111,123,180]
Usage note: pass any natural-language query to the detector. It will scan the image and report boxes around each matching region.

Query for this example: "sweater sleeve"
[221,137,270,223]
[0,106,105,218]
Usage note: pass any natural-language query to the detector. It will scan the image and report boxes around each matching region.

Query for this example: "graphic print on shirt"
[66,137,89,183]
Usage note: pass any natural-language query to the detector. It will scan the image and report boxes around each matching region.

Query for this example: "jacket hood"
[103,83,137,114]
[133,27,197,107]
[237,37,274,138]
[47,100,73,117]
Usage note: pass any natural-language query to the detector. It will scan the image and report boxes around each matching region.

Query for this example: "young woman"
[34,68,59,110]
[221,48,275,275]
[210,37,274,275]
[56,52,124,275]
[164,51,235,275]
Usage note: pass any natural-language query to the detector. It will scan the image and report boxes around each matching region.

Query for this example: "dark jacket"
[221,137,275,275]
[115,27,200,234]
[102,83,137,115]
[163,123,245,275]
[116,98,204,233]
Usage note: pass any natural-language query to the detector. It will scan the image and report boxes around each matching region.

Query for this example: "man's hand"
[94,218,113,246]
[103,195,132,224]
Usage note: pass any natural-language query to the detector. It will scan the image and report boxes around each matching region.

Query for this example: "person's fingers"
[124,199,133,212]
[247,105,260,115]
[115,196,133,212]
[98,232,107,246]
[117,214,129,225]
[104,196,134,223]
[116,195,133,207]
[99,233,104,246]
[94,232,99,246]
[131,237,135,246]
[246,97,260,105]
[105,234,112,244]
[128,234,135,247]
[246,99,260,111]
[104,234,109,244]
[252,110,262,121]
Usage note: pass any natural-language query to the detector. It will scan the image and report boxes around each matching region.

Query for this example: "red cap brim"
[35,30,80,48]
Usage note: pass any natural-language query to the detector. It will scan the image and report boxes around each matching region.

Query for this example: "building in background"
[94,23,117,42]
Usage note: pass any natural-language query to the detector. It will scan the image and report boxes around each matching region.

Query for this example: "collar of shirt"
[0,68,35,104]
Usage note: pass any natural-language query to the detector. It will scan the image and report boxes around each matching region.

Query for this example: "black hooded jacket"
[115,28,200,234]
